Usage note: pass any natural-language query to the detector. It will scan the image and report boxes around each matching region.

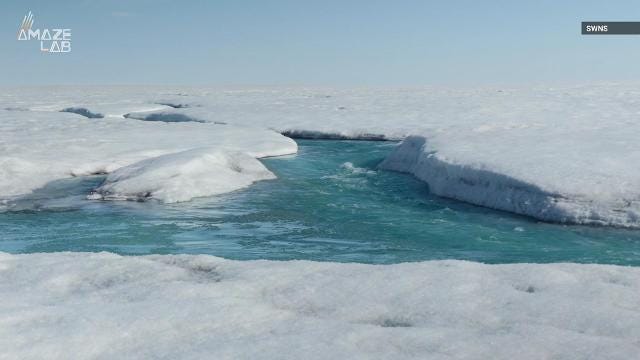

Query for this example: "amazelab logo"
[17,11,71,53]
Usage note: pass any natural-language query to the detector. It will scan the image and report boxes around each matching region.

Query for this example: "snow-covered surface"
[2,84,640,225]
[0,251,638,360]
[0,108,296,205]
[379,133,640,227]
[2,86,640,358]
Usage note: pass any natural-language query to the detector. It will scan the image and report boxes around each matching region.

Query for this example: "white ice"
[0,108,296,205]
[116,85,640,226]
[89,148,276,203]
[2,84,640,225]
[2,85,640,359]
[0,251,638,360]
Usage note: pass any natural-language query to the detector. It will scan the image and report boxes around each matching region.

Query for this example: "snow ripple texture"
[1,252,639,360]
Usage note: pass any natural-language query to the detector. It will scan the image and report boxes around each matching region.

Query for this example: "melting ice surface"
[2,140,640,265]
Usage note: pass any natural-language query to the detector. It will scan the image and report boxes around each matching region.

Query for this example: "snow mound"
[380,135,640,227]
[90,148,276,203]
[0,252,639,359]
[0,110,296,203]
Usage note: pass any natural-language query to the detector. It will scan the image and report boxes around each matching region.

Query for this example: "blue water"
[1,140,640,265]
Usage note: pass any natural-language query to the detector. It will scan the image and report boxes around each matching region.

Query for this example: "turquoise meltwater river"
[1,140,640,265]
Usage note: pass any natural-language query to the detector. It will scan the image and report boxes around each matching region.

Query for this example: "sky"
[2,0,640,86]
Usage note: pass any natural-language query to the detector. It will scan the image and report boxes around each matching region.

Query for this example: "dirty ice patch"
[89,148,276,203]
[60,107,104,119]
[123,110,205,123]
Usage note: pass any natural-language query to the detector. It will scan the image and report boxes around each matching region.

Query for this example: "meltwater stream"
[2,140,640,265]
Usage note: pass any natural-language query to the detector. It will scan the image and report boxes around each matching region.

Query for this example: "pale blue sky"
[2,0,640,85]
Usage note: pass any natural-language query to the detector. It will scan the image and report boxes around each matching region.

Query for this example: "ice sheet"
[0,252,638,360]
[2,84,640,225]
[0,109,296,203]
